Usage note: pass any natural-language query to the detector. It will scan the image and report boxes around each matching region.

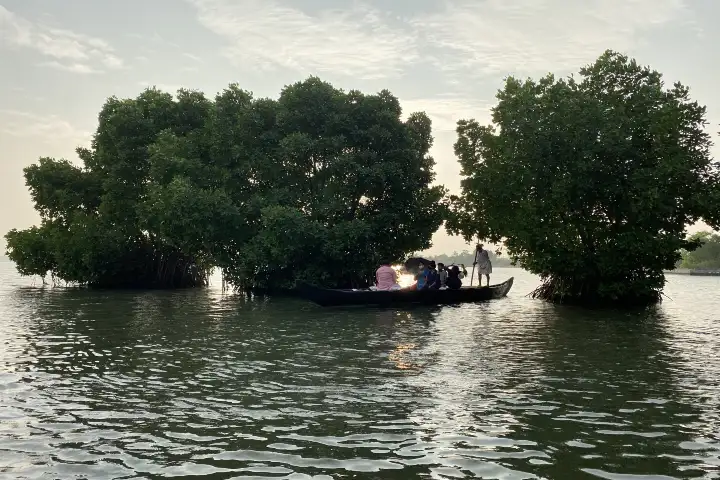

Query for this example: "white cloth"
[477,250,492,275]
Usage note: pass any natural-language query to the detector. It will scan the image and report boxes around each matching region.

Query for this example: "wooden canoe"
[297,277,514,307]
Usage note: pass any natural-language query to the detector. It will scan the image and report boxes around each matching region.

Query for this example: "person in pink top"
[375,263,401,291]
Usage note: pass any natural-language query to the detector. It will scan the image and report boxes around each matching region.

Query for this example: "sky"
[1,0,719,255]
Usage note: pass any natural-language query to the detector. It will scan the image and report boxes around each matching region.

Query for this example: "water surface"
[1,263,719,479]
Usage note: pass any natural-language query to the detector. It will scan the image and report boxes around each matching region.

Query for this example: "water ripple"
[1,266,720,478]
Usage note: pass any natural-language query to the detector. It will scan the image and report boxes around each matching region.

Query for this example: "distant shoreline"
[665,268,720,276]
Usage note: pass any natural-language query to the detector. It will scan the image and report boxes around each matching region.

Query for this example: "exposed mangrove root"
[529,275,663,308]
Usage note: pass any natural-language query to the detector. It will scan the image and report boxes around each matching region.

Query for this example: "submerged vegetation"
[6,51,719,307]
[4,78,445,289]
[447,50,720,306]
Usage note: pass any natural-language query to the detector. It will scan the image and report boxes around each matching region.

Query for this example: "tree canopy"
[5,78,446,289]
[678,231,720,270]
[448,50,720,306]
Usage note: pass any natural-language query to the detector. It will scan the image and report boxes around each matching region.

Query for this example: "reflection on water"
[388,343,419,370]
[1,264,719,478]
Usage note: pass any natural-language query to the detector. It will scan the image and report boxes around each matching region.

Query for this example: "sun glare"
[392,265,415,288]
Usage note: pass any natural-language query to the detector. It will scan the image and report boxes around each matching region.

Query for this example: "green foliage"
[679,231,720,270]
[4,226,56,280]
[218,78,446,289]
[448,50,720,306]
[5,78,445,289]
[23,158,103,221]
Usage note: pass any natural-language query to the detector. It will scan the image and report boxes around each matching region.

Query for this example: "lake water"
[1,262,719,479]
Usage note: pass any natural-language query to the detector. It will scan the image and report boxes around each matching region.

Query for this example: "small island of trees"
[5,50,720,307]
[447,51,720,306]
[5,79,445,290]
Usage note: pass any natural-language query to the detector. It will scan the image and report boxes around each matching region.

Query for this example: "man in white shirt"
[474,244,492,287]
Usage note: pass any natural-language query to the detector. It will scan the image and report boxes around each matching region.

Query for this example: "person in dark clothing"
[446,265,462,290]
[425,261,440,289]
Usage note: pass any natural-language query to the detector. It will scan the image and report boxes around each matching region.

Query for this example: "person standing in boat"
[474,244,492,286]
[375,262,401,291]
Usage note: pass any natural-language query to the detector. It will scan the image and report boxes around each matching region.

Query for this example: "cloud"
[0,109,91,146]
[39,61,102,74]
[126,32,180,49]
[186,0,418,79]
[185,0,693,84]
[0,5,124,73]
[413,0,693,77]
[183,52,203,63]
[127,32,203,66]
[101,54,124,69]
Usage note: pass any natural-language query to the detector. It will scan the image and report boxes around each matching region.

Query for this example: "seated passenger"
[437,263,448,288]
[446,265,462,290]
[375,262,401,291]
[426,261,441,289]
[458,264,468,280]
[415,263,428,290]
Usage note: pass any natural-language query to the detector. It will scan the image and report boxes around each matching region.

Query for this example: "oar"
[470,244,479,286]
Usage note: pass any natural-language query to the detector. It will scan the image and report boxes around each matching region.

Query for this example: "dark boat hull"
[297,277,514,307]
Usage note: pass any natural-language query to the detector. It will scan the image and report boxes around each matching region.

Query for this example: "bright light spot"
[392,264,415,288]
[398,273,415,288]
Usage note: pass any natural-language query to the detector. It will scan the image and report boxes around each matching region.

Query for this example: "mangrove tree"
[5,78,446,289]
[447,50,720,306]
